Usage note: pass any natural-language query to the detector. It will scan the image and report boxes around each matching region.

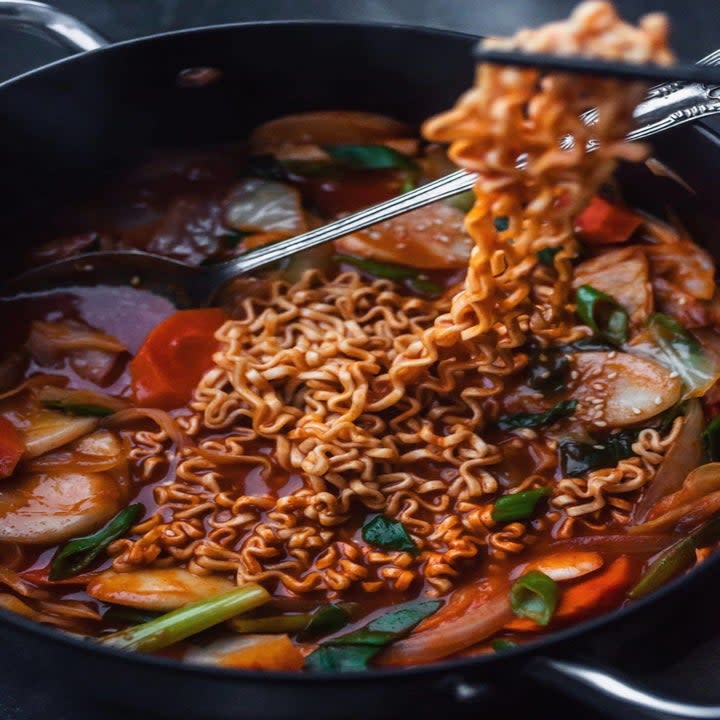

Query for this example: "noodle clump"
[113,2,675,596]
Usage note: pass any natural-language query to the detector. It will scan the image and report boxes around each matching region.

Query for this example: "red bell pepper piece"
[130,308,227,410]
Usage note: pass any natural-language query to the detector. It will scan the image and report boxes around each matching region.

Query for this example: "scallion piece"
[497,399,577,431]
[629,516,720,599]
[510,571,559,626]
[362,515,418,555]
[49,504,144,580]
[335,255,442,298]
[305,599,440,672]
[492,488,550,523]
[101,584,270,653]
[575,284,629,346]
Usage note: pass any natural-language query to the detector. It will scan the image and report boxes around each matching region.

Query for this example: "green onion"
[564,337,617,352]
[703,415,720,463]
[103,606,160,627]
[229,603,356,640]
[492,488,551,523]
[527,348,569,394]
[336,255,442,298]
[305,600,440,672]
[497,399,577,431]
[494,216,510,232]
[41,401,114,417]
[362,515,418,555]
[510,571,559,626]
[101,584,270,653]
[559,430,637,477]
[575,284,629,346]
[629,516,720,599]
[492,638,519,652]
[322,144,419,172]
[536,247,561,267]
[49,504,144,580]
[649,313,702,354]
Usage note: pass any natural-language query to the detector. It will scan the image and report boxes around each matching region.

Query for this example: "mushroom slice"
[87,568,235,611]
[223,179,306,235]
[572,351,681,427]
[0,471,122,544]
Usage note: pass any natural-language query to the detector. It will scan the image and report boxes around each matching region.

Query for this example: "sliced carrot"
[575,196,643,245]
[130,309,227,410]
[505,556,633,632]
[0,415,25,479]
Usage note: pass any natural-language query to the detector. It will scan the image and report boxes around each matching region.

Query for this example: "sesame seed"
[669,371,679,379]
[593,444,605,450]
[592,382,604,391]
[654,396,663,405]
[595,420,608,427]
[570,371,579,380]
[608,351,617,359]
[607,371,618,380]
[591,398,604,405]
[632,406,642,415]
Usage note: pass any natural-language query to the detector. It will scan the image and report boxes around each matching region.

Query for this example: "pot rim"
[1,16,719,686]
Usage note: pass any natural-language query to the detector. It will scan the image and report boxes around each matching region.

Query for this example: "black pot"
[2,3,720,719]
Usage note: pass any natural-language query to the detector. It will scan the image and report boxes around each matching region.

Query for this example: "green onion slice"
[510,570,559,626]
[101,584,270,653]
[575,284,629,346]
[492,488,551,523]
[322,144,419,171]
[49,504,144,580]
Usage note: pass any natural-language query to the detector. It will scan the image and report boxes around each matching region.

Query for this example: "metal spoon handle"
[211,169,477,285]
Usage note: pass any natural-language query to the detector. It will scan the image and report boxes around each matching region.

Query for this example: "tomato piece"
[130,309,227,410]
[575,196,643,245]
[0,416,25,479]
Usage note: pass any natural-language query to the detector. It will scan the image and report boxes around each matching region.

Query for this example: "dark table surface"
[2,1,720,719]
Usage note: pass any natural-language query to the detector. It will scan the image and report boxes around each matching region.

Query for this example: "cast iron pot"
[2,2,720,718]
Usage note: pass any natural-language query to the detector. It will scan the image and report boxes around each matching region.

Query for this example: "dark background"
[1,1,719,719]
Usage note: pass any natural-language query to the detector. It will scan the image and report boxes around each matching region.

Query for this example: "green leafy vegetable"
[575,285,629,346]
[537,247,561,267]
[492,488,551,523]
[527,348,569,394]
[298,604,356,641]
[305,600,440,672]
[494,216,510,232]
[323,144,419,172]
[629,516,720,599]
[101,584,270,653]
[703,415,720,463]
[492,638,519,652]
[49,504,144,580]
[560,430,637,477]
[564,337,617,352]
[38,386,127,418]
[644,313,720,399]
[497,400,577,431]
[362,515,418,555]
[510,571,559,626]
[336,255,442,298]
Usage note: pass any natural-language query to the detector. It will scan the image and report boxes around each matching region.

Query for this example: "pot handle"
[530,657,720,719]
[0,0,108,54]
